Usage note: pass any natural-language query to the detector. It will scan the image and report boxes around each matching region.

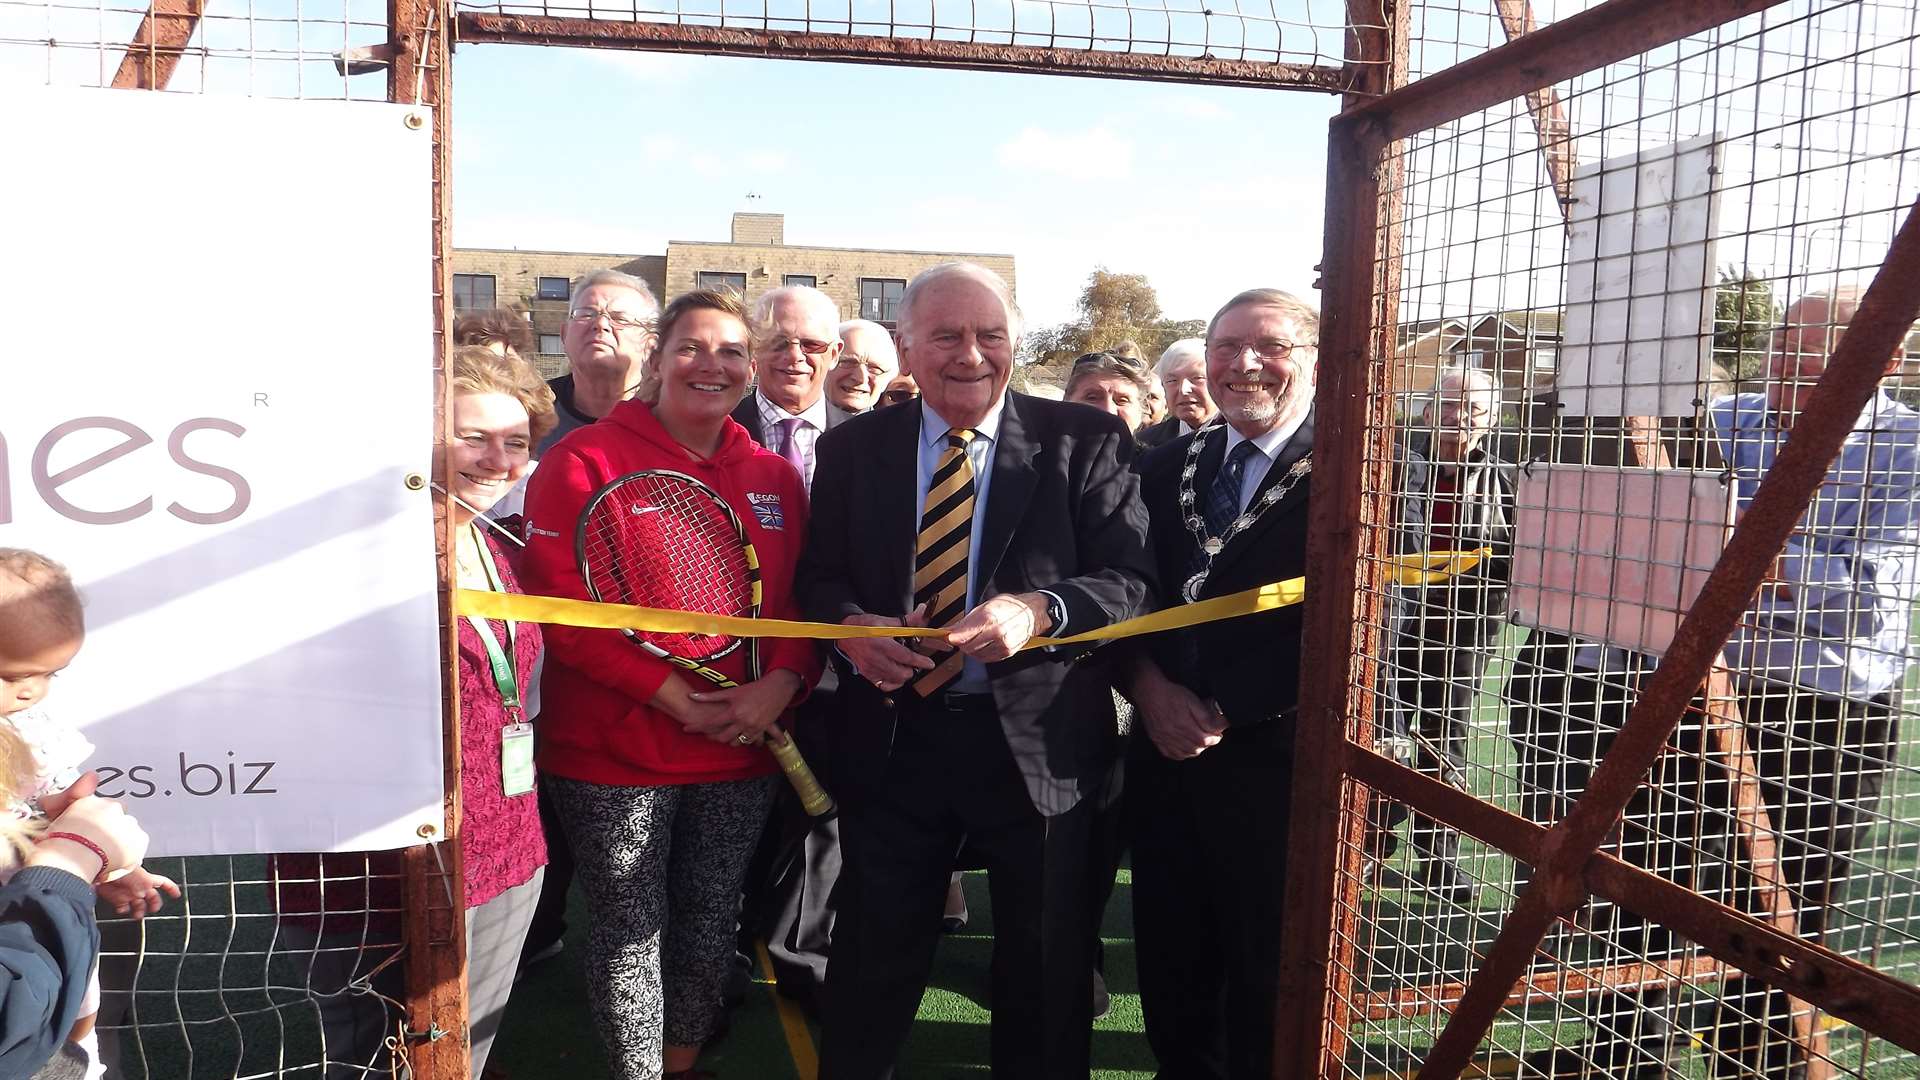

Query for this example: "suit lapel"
[1214,410,1315,572]
[975,394,1040,592]
[877,404,923,611]
[730,396,765,446]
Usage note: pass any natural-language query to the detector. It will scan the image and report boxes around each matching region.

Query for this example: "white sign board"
[1558,133,1721,417]
[1509,464,1733,657]
[0,88,444,855]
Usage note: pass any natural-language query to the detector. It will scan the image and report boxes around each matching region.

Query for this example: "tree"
[1026,269,1204,367]
[1713,266,1779,383]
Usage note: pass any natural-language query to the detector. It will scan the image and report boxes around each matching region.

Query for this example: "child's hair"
[0,549,84,640]
[0,726,45,869]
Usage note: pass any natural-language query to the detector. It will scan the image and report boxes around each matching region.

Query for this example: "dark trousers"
[1127,716,1294,1080]
[524,773,576,955]
[745,692,844,1010]
[820,696,1096,1080]
[1509,637,1897,1079]
[1398,612,1502,865]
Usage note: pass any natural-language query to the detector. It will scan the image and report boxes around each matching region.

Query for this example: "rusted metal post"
[395,0,469,1077]
[1413,190,1920,1080]
[1276,1,1407,1075]
[110,0,203,89]
[1341,0,1789,144]
[452,14,1351,91]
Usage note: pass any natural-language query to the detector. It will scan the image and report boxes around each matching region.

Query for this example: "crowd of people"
[0,260,1911,1080]
[427,262,1919,1080]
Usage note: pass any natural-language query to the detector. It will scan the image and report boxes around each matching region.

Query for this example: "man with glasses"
[542,269,660,454]
[1125,289,1319,1079]
[1387,365,1512,905]
[1138,338,1217,448]
[731,285,854,486]
[828,319,901,414]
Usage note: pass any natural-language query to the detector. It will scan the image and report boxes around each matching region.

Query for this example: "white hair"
[1432,364,1500,408]
[1154,338,1206,379]
[895,262,1023,346]
[1206,288,1320,345]
[569,268,658,313]
[838,319,900,368]
[750,285,840,339]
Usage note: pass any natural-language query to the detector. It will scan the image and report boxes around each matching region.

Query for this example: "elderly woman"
[1063,350,1154,433]
[521,289,820,1080]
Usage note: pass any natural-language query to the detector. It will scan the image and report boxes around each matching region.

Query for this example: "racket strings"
[580,476,755,660]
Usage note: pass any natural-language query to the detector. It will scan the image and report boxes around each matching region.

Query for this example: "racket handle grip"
[765,731,836,818]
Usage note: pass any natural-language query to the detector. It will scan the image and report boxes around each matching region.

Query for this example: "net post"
[1275,2,1409,1076]
[396,0,471,1076]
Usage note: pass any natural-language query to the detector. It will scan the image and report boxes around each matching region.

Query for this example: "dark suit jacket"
[730,392,855,449]
[1136,415,1182,449]
[1137,414,1317,726]
[797,392,1157,817]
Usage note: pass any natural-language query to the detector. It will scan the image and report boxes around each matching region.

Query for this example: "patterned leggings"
[550,775,775,1080]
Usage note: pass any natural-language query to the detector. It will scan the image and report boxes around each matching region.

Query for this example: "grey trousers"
[467,868,543,1078]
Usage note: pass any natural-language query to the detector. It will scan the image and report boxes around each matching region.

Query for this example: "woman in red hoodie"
[520,288,820,1080]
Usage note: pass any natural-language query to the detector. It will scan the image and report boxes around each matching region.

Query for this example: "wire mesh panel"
[1332,1,1920,1077]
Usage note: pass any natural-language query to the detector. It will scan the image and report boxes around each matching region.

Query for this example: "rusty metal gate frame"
[99,0,1920,1076]
[1287,1,1920,1078]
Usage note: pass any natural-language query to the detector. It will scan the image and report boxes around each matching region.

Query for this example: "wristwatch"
[1041,590,1067,634]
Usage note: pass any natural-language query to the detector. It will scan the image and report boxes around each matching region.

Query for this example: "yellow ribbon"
[455,550,1486,650]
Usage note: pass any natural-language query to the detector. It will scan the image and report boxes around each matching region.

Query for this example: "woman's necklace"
[1177,425,1313,602]
[455,523,491,589]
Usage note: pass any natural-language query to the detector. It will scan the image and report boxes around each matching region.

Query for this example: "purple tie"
[778,416,807,482]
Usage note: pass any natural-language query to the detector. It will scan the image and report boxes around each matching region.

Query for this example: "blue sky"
[450,44,1339,328]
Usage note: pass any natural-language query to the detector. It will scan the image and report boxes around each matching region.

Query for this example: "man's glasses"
[569,307,656,331]
[835,354,892,378]
[1207,339,1301,362]
[761,337,836,356]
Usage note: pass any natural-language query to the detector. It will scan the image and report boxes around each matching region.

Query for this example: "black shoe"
[513,938,564,983]
[1091,969,1110,1021]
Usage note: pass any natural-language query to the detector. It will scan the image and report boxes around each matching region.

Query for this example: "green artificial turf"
[489,867,1158,1079]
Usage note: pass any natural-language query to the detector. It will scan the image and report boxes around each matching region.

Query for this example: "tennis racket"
[575,469,834,817]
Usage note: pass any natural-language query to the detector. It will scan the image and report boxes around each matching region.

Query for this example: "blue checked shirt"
[1712,391,1920,701]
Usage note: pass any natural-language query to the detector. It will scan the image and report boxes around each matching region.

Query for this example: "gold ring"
[737,732,754,745]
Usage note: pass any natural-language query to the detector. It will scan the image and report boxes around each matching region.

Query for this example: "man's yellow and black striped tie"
[912,428,977,696]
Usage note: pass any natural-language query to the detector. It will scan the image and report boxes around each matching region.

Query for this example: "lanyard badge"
[466,526,535,798]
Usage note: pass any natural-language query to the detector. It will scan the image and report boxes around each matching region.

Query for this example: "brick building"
[452,213,1017,377]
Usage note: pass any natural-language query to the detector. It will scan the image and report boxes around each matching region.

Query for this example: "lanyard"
[463,525,521,715]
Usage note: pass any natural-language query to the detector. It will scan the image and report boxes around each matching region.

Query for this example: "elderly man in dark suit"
[731,284,856,475]
[798,262,1154,1080]
[1126,287,1320,1080]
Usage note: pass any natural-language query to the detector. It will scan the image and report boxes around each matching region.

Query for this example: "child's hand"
[97,867,181,919]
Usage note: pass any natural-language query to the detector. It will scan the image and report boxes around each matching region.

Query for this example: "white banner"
[0,88,444,855]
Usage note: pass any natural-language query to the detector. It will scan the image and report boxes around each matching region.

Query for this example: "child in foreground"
[0,549,182,1072]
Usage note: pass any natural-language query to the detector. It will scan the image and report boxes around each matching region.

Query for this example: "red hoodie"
[520,400,821,788]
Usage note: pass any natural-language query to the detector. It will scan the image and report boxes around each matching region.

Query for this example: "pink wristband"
[42,831,110,884]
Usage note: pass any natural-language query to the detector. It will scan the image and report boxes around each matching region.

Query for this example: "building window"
[860,278,906,324]
[697,271,747,296]
[784,274,817,288]
[539,333,564,355]
[536,276,570,301]
[452,273,496,312]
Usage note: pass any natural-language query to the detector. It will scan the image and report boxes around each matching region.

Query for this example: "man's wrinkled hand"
[841,605,937,691]
[945,592,1051,663]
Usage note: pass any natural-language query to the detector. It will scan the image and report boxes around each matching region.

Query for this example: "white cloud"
[637,136,789,179]
[995,125,1135,176]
